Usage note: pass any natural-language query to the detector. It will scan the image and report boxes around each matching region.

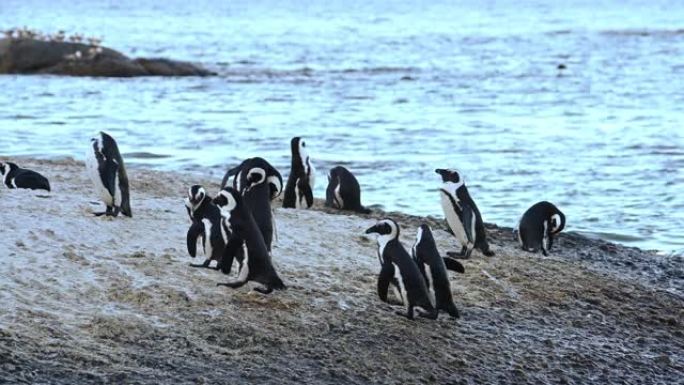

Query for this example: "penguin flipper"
[186,222,203,258]
[377,263,395,303]
[299,178,314,208]
[443,257,465,274]
[461,202,476,246]
[216,279,248,288]
[221,164,242,189]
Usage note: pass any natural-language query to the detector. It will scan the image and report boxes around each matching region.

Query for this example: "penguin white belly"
[392,263,408,305]
[202,219,213,258]
[294,181,302,209]
[334,183,344,208]
[114,174,122,207]
[440,193,468,247]
[85,147,113,205]
[542,220,549,252]
[424,263,435,305]
[238,246,250,281]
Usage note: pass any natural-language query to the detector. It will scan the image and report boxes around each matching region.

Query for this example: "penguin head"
[243,167,266,193]
[187,185,206,204]
[435,168,462,183]
[550,210,566,234]
[291,136,310,167]
[213,187,240,219]
[365,218,400,239]
[0,162,17,178]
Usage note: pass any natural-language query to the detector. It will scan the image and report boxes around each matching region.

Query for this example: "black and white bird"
[184,185,234,273]
[436,168,494,259]
[283,137,315,209]
[518,201,566,256]
[0,162,50,191]
[366,219,437,320]
[325,166,371,214]
[412,224,464,319]
[85,131,132,217]
[213,187,286,294]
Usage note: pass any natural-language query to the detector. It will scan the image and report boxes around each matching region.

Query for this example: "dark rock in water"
[0,38,215,77]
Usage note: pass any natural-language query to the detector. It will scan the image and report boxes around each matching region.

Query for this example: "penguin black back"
[0,162,51,191]
[518,201,566,256]
[412,224,464,319]
[214,187,285,294]
[283,137,315,209]
[366,219,437,320]
[325,166,371,214]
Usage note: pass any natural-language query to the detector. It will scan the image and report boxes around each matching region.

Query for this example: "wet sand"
[0,157,681,384]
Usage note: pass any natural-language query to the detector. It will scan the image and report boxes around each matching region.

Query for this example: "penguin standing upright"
[412,224,464,319]
[435,168,494,259]
[0,162,50,191]
[325,166,371,214]
[85,131,132,217]
[518,201,566,256]
[214,187,286,294]
[184,185,233,273]
[219,157,282,273]
[365,219,437,320]
[283,137,315,209]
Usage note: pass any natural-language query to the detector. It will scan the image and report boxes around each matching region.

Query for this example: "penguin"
[184,185,235,273]
[412,224,465,319]
[213,187,285,294]
[221,157,283,202]
[283,137,315,209]
[220,157,282,274]
[85,132,132,217]
[435,168,494,259]
[518,201,566,256]
[365,219,438,320]
[0,162,50,191]
[325,166,371,214]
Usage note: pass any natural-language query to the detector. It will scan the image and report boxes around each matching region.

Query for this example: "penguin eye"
[302,141,306,147]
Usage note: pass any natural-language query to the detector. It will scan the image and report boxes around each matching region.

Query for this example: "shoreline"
[0,157,682,384]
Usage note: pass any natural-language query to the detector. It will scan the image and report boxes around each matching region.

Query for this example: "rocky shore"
[0,157,681,384]
[0,35,214,77]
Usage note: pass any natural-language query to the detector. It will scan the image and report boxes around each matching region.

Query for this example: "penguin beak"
[435,168,446,175]
[365,225,379,234]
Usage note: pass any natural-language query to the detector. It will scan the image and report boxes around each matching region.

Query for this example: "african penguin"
[221,157,283,202]
[365,219,437,320]
[325,166,371,214]
[214,187,285,294]
[0,162,50,191]
[220,157,281,274]
[412,224,464,319]
[436,168,494,259]
[184,185,236,274]
[85,131,132,217]
[518,201,566,256]
[283,136,315,209]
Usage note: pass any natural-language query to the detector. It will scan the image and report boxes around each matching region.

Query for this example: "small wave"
[124,152,172,159]
[574,230,647,243]
[600,29,684,37]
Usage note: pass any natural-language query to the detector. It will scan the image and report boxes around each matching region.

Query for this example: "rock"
[0,38,215,77]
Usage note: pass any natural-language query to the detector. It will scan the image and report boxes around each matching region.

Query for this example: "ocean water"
[0,0,682,251]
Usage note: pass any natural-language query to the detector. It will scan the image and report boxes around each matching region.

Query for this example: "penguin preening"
[436,168,494,259]
[518,201,566,256]
[214,187,286,294]
[221,157,283,202]
[365,219,437,320]
[184,185,236,274]
[0,162,50,191]
[325,166,371,214]
[283,137,315,209]
[85,131,132,217]
[412,224,464,319]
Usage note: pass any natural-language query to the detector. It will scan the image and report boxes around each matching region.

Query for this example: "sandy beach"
[0,157,681,384]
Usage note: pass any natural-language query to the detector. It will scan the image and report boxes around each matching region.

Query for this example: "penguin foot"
[443,257,465,273]
[93,211,107,217]
[395,310,414,320]
[217,280,247,288]
[446,251,469,260]
[253,285,274,295]
[417,308,439,320]
[188,263,213,269]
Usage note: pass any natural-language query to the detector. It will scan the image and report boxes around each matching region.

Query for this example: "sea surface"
[0,0,682,252]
